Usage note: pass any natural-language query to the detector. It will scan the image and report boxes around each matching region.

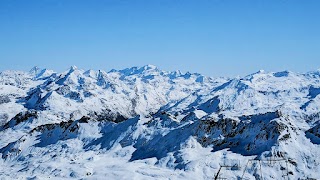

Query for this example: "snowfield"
[0,65,319,179]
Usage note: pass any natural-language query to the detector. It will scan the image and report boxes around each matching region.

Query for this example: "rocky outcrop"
[2,110,38,129]
[306,124,320,144]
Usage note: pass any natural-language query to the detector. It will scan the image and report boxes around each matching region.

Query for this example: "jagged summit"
[252,69,265,75]
[29,66,41,75]
[243,69,266,80]
[63,65,79,75]
[69,65,78,71]
[109,64,161,76]
[141,64,158,70]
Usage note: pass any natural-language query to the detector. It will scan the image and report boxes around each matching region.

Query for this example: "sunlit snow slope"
[0,65,319,179]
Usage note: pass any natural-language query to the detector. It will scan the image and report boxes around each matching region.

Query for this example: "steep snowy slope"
[0,66,319,179]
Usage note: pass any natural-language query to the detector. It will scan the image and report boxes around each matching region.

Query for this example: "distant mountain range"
[0,65,319,179]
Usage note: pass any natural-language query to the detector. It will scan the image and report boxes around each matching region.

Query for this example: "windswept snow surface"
[0,65,320,179]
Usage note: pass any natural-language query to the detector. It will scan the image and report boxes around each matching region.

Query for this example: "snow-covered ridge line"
[0,65,320,179]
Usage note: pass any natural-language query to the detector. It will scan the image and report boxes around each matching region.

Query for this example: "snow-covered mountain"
[0,65,319,179]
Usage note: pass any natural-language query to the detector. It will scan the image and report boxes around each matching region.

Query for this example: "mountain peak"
[142,64,157,70]
[65,65,78,74]
[29,66,40,75]
[243,69,266,80]
[69,65,78,71]
[111,65,160,76]
[251,69,265,75]
[137,64,160,74]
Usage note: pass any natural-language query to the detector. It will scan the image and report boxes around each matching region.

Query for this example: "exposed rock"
[2,110,38,129]
[0,95,10,104]
[306,124,320,144]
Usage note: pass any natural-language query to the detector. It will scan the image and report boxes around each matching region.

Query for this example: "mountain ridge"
[0,65,319,179]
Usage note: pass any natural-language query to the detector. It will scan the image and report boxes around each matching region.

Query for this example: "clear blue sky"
[0,0,319,77]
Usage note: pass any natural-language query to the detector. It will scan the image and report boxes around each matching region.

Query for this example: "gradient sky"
[0,0,319,77]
